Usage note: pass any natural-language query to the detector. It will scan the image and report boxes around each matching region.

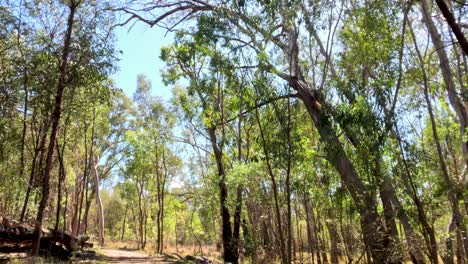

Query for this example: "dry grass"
[163,244,221,259]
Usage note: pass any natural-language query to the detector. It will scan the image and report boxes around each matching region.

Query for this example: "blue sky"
[111,22,174,100]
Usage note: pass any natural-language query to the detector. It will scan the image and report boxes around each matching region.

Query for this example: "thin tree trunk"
[32,1,77,255]
[303,194,315,264]
[207,126,237,263]
[81,190,94,234]
[92,158,105,246]
[294,199,303,264]
[423,66,467,264]
[326,214,339,264]
[377,170,401,263]
[71,173,81,236]
[18,71,28,219]
[254,108,287,264]
[77,119,89,235]
[143,207,148,249]
[154,143,161,253]
[416,6,468,259]
[63,183,68,232]
[420,0,468,172]
[233,184,243,260]
[160,147,168,254]
[310,200,322,264]
[395,120,438,263]
[20,127,47,222]
[286,84,293,263]
[54,114,69,232]
[338,192,353,264]
[77,173,87,234]
[138,184,144,249]
[388,185,425,264]
[55,139,65,232]
[121,203,128,241]
[159,195,164,254]
[232,98,244,262]
[405,22,441,263]
[317,218,328,264]
[444,215,456,264]
[131,204,140,249]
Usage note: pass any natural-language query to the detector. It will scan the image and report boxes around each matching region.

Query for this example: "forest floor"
[0,248,179,264]
[98,248,178,264]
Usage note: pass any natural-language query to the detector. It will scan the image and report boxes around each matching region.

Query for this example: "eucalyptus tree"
[91,90,133,245]
[116,0,412,261]
[61,86,127,245]
[161,31,255,263]
[121,75,181,250]
[0,0,119,254]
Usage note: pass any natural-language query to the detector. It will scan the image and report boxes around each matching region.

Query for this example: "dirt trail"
[99,248,178,264]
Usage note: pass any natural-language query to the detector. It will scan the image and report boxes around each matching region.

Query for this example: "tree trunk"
[92,158,105,246]
[444,215,456,264]
[155,144,161,253]
[143,207,148,249]
[317,218,328,264]
[63,183,68,232]
[20,127,47,222]
[254,109,287,264]
[326,215,340,264]
[32,1,77,255]
[423,67,467,264]
[417,5,468,258]
[18,71,28,219]
[76,173,87,235]
[55,139,65,232]
[295,84,390,263]
[138,184,144,249]
[131,205,140,249]
[377,168,401,263]
[121,203,128,241]
[420,0,468,172]
[276,16,392,259]
[303,195,316,264]
[286,90,293,263]
[395,121,438,263]
[81,190,94,235]
[71,174,81,236]
[207,126,238,264]
[388,185,425,264]
[433,0,468,56]
[398,22,440,262]
[233,184,243,260]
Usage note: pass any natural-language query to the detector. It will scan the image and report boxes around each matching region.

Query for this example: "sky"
[111,22,175,100]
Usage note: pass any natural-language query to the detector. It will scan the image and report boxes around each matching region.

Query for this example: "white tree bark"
[93,157,105,246]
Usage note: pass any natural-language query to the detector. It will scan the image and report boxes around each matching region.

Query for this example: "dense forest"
[0,0,467,263]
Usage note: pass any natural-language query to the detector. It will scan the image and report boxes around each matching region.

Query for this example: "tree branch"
[217,93,298,125]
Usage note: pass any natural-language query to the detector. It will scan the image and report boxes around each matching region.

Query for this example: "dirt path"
[99,248,178,264]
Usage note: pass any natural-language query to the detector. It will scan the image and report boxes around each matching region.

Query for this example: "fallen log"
[0,216,90,260]
[164,252,184,260]
[184,255,223,264]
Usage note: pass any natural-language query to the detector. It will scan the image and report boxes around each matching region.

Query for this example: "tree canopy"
[0,0,467,263]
